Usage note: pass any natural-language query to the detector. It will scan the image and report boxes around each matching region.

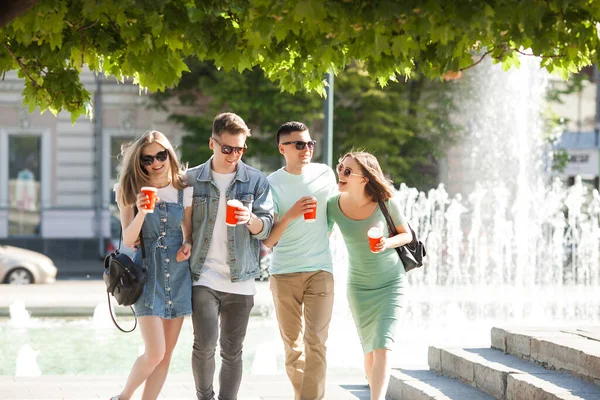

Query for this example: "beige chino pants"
[270,270,334,400]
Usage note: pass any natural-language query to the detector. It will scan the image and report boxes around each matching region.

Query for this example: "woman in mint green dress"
[327,151,412,400]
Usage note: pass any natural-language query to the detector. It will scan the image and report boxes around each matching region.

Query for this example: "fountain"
[8,300,32,328]
[92,301,113,329]
[15,344,41,377]
[398,55,600,289]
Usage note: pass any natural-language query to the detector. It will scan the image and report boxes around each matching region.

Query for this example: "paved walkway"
[0,373,376,400]
[0,281,388,399]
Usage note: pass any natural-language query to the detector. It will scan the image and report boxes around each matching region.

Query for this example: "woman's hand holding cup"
[368,226,385,253]
[136,188,159,214]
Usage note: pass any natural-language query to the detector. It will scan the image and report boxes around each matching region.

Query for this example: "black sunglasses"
[336,163,364,178]
[212,137,247,155]
[140,150,169,166]
[281,140,316,150]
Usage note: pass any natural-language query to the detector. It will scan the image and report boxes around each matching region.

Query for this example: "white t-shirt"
[113,183,193,209]
[193,170,256,295]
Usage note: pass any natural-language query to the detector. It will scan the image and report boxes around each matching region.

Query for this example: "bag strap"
[118,207,146,259]
[379,200,417,244]
[106,291,138,333]
[378,200,399,237]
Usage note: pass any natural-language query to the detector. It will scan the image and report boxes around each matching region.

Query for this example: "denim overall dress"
[133,189,192,319]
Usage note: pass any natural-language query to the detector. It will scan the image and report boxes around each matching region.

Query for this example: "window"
[8,135,41,236]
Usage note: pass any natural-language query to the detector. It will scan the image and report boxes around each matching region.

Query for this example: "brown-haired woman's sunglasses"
[140,150,169,166]
[336,163,364,178]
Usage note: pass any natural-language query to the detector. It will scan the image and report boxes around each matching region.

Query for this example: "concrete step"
[491,327,600,385]
[428,346,600,400]
[388,368,494,400]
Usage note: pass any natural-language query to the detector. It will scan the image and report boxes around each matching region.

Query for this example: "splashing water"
[92,302,113,329]
[9,300,32,328]
[396,56,600,288]
[15,344,41,377]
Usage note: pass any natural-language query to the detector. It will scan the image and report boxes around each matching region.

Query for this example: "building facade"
[0,69,190,260]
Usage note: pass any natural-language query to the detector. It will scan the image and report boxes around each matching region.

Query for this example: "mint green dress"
[327,194,407,353]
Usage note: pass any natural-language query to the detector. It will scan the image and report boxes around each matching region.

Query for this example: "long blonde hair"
[117,130,187,207]
[340,151,395,203]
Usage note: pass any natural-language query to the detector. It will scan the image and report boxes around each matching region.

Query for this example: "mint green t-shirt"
[267,163,337,275]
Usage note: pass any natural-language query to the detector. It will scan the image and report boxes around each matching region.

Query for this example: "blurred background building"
[0,68,192,261]
[553,67,600,192]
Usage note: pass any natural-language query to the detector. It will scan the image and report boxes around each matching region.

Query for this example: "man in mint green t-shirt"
[263,121,337,400]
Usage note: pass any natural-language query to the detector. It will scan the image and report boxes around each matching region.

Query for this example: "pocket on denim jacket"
[192,195,207,222]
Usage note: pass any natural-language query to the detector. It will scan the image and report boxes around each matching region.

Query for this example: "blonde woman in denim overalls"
[111,130,193,400]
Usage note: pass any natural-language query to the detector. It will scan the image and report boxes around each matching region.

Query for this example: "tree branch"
[515,49,564,58]
[459,50,492,72]
[81,19,99,30]
[2,42,42,88]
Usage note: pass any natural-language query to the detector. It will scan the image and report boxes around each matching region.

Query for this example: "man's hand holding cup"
[286,196,317,222]
[226,199,253,226]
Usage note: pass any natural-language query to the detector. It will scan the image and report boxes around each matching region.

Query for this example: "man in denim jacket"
[186,112,274,400]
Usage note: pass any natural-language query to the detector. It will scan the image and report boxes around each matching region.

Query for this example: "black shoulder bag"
[378,200,426,272]
[103,216,147,333]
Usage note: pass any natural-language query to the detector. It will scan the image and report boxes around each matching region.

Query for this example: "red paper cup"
[140,187,157,213]
[304,202,317,222]
[226,199,243,227]
[368,227,383,253]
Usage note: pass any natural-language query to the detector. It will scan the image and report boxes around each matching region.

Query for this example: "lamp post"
[595,65,600,189]
[323,71,334,167]
[94,74,104,258]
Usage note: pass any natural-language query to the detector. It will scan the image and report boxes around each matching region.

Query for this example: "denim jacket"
[186,157,274,282]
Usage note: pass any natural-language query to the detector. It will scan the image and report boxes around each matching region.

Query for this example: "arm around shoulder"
[249,176,274,240]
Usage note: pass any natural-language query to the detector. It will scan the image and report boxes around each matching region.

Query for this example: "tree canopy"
[2,0,600,121]
[152,60,458,189]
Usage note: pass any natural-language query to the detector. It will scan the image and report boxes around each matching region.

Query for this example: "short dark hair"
[212,112,251,137]
[276,121,308,144]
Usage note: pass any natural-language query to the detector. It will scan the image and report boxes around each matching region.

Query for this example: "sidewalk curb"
[0,304,273,318]
[0,280,274,318]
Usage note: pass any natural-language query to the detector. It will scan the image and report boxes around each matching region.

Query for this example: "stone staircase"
[387,327,600,399]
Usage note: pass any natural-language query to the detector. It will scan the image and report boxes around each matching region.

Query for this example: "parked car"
[0,245,57,284]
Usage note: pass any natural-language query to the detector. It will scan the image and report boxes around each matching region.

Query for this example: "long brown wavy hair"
[340,151,395,203]
[117,130,187,207]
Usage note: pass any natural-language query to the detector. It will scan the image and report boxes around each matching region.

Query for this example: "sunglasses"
[140,150,169,166]
[336,163,364,178]
[212,137,247,155]
[281,140,316,150]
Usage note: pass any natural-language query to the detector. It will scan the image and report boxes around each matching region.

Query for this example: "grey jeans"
[191,285,254,400]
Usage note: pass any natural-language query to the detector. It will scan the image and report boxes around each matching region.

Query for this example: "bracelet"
[246,214,255,225]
